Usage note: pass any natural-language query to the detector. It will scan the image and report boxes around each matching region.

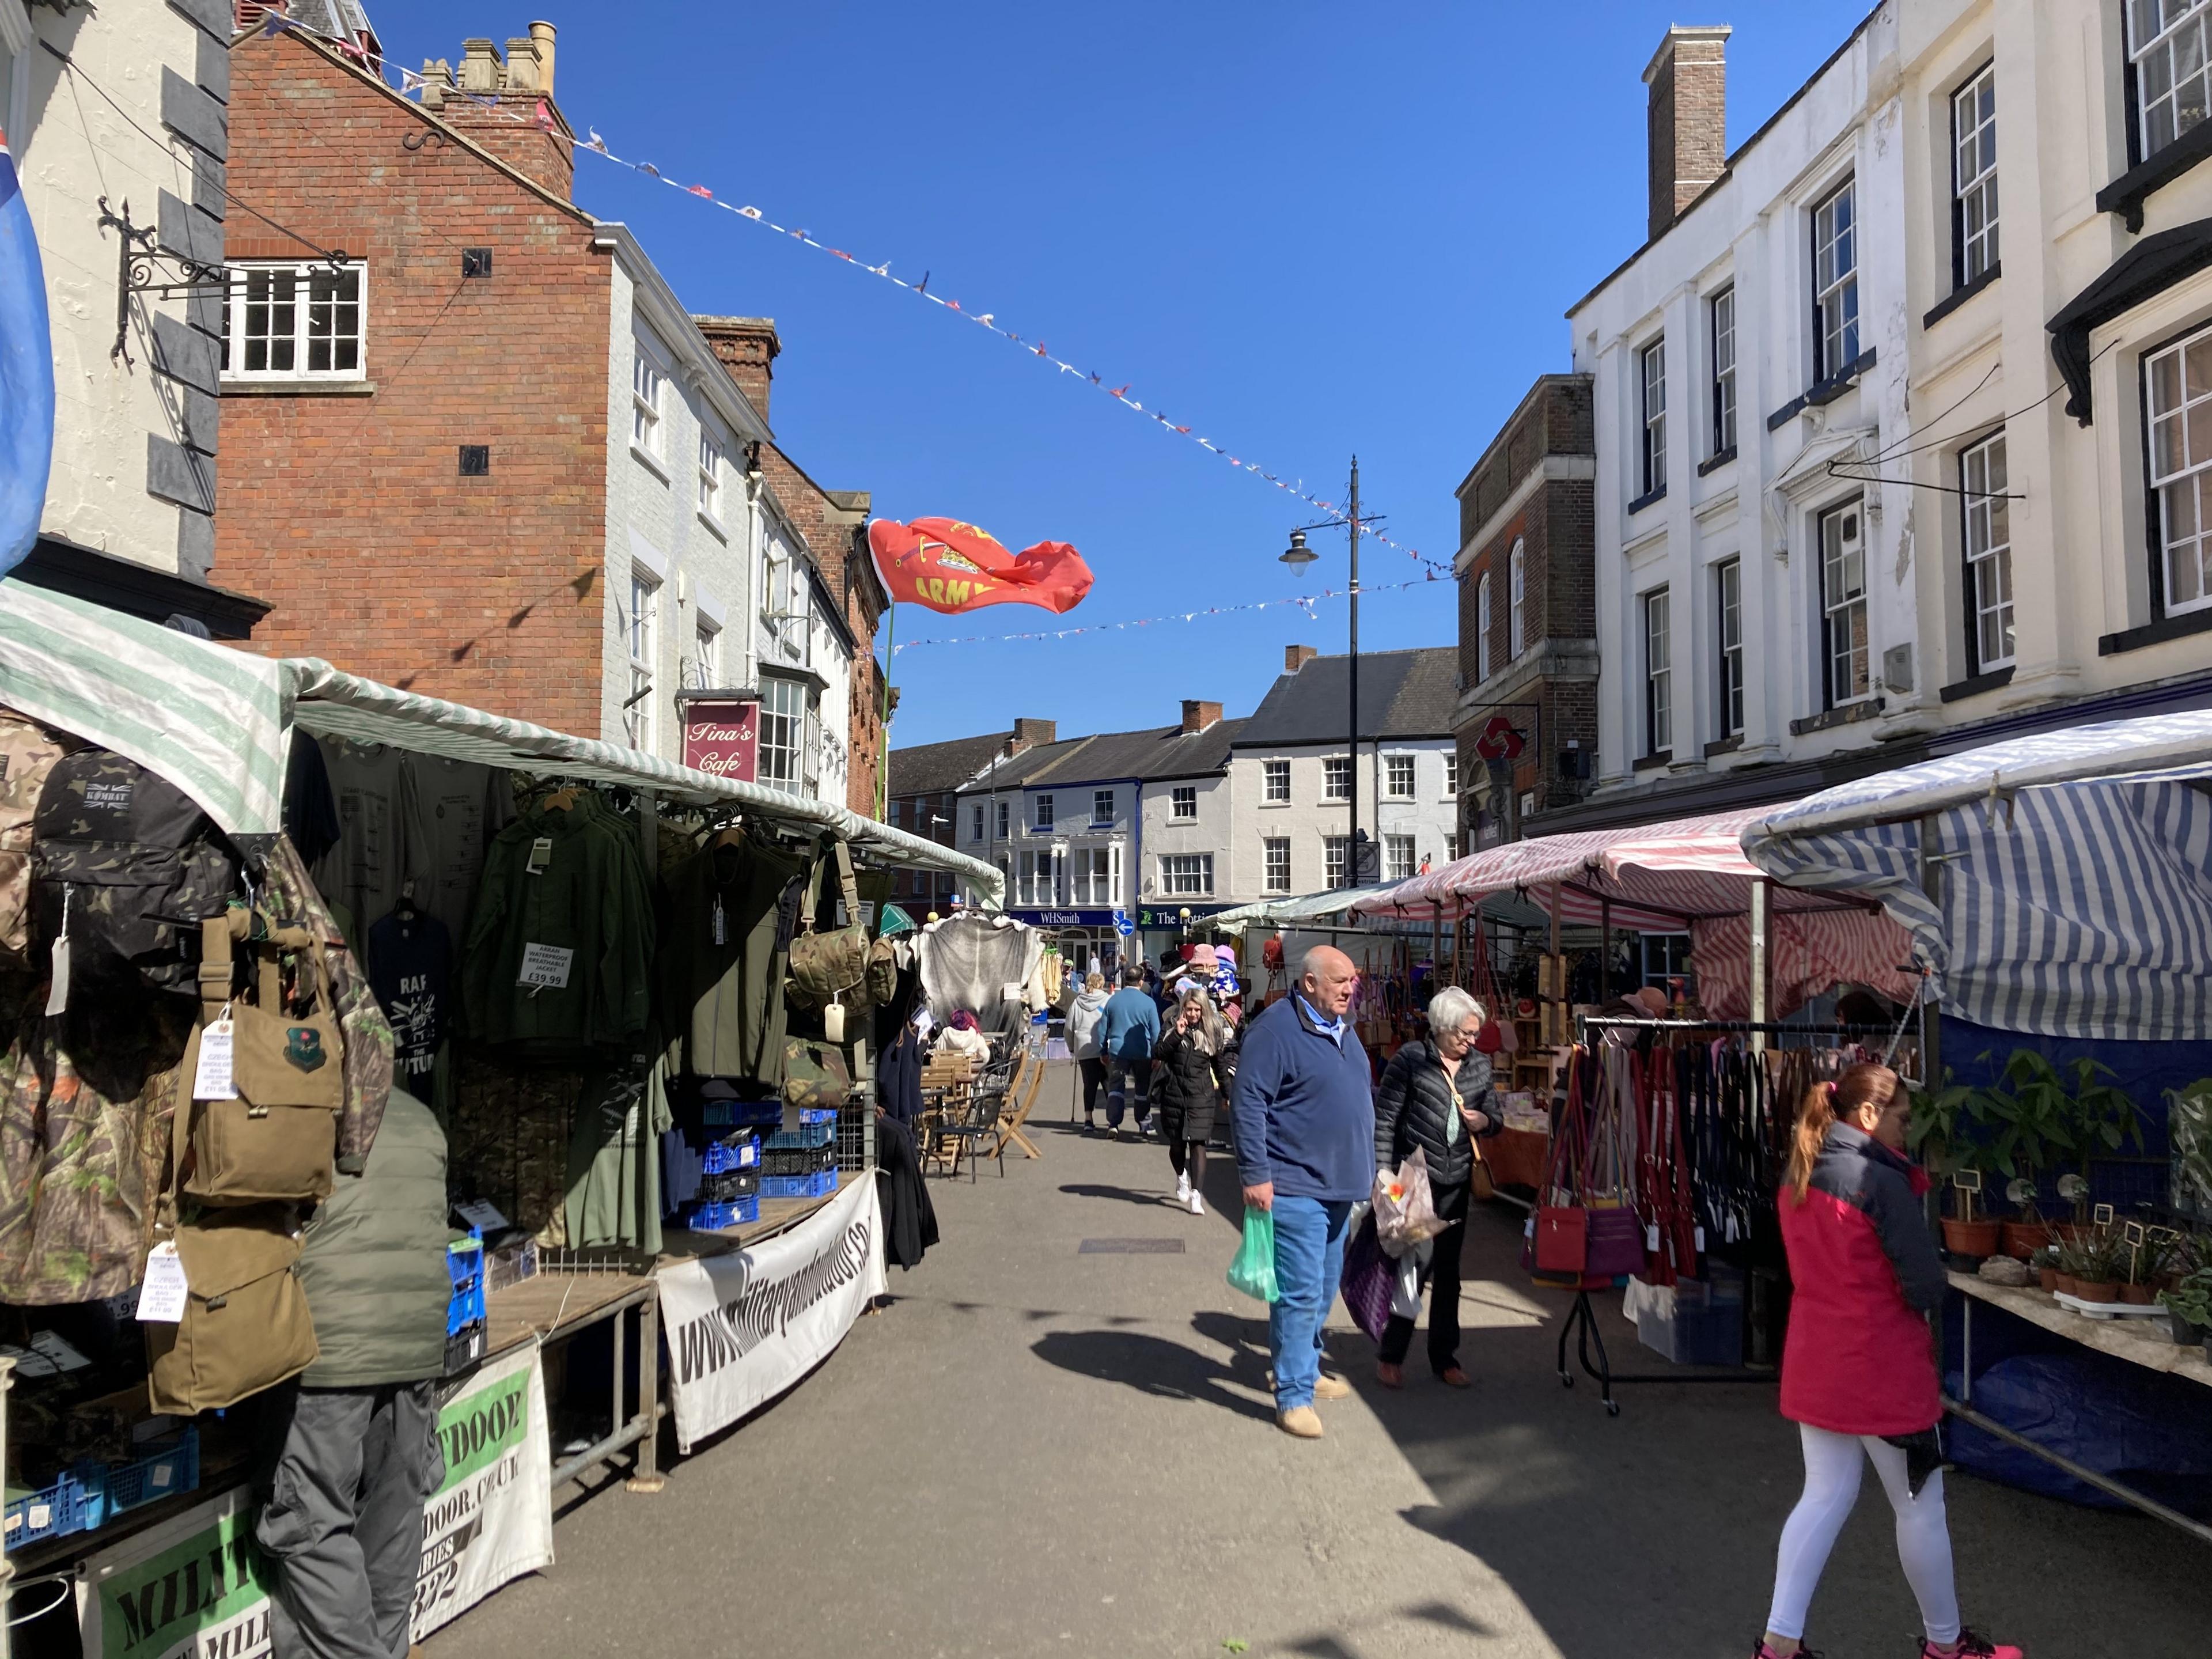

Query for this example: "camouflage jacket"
[258,833,393,1173]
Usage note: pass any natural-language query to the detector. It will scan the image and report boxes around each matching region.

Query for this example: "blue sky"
[368,1,1873,747]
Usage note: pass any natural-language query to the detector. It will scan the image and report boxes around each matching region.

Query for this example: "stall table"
[1948,1270,2212,1547]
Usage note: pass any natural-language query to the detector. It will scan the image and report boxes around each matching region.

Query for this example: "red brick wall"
[216,35,612,738]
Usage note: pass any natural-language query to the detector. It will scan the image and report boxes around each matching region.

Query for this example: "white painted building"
[1225,646,1460,900]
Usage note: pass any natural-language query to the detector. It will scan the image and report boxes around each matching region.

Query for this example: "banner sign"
[77,1487,272,1659]
[411,1341,554,1643]
[656,1175,886,1453]
[677,694,759,782]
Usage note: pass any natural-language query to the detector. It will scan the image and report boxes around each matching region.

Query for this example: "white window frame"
[1643,586,1672,756]
[1476,572,1493,682]
[1710,287,1737,456]
[1093,787,1115,824]
[1160,853,1213,897]
[1716,558,1744,738]
[1263,836,1291,895]
[1818,499,1872,705]
[971,803,985,840]
[1170,785,1197,821]
[1812,179,1859,383]
[2143,322,2212,618]
[1961,431,2016,671]
[1639,339,1666,495]
[632,339,668,461]
[1034,793,1055,832]
[1383,753,1415,800]
[1262,759,1290,804]
[757,674,808,793]
[694,618,721,690]
[626,570,660,754]
[2129,0,2212,160]
[1323,835,1349,889]
[221,261,366,381]
[995,800,1010,840]
[1442,751,1459,800]
[698,431,726,526]
[1321,755,1351,801]
[1508,540,1528,657]
[1951,62,1999,289]
[1384,834,1415,884]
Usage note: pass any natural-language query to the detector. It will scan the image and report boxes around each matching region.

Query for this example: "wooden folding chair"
[995,1052,1047,1160]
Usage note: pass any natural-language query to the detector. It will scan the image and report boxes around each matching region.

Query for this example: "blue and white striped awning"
[1744,711,2212,1039]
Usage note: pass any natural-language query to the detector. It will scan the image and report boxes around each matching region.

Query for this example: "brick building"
[1453,375,1599,845]
[885,718,1056,915]
[215,23,876,808]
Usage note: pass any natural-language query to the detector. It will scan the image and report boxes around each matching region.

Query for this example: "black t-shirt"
[367,907,453,1087]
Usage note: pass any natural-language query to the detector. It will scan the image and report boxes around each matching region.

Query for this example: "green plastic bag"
[1227,1206,1280,1303]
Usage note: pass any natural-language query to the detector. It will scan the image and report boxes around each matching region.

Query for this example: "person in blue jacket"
[1097,967,1164,1137]
[1232,944,1374,1439]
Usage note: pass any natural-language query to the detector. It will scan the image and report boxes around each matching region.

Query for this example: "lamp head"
[1280,530,1317,575]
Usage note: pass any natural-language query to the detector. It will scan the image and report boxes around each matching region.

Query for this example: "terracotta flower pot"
[2001,1221,2051,1259]
[2119,1282,2156,1305]
[2055,1273,2080,1297]
[1940,1217,2002,1259]
[2074,1280,2120,1305]
[2037,1267,2061,1291]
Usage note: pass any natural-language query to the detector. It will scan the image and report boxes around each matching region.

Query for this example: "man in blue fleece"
[1098,967,1164,1137]
[1232,944,1374,1438]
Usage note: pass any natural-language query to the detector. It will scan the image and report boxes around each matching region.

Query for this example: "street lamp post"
[1282,456,1373,887]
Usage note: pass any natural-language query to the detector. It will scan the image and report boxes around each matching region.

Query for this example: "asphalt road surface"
[429,1077,2210,1657]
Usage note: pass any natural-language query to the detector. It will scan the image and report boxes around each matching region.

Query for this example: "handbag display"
[789,838,874,1010]
[782,1035,853,1111]
[177,910,342,1206]
[145,1202,319,1414]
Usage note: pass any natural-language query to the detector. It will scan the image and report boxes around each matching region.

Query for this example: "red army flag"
[867,517,1093,616]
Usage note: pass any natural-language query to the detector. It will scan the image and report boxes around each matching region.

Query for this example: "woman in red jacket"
[1753,1064,2021,1659]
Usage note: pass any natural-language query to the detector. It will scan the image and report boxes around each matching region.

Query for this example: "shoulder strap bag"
[789,839,879,1012]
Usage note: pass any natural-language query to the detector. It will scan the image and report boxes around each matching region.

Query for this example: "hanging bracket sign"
[676,693,760,783]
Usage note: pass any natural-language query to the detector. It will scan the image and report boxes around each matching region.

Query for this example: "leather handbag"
[789,839,875,1009]
[179,910,341,1206]
[782,1035,853,1111]
[145,1202,318,1414]
[1531,1050,1592,1278]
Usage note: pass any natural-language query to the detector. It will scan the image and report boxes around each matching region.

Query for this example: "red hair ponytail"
[1783,1065,1902,1203]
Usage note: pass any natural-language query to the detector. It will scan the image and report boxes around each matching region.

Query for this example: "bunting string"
[889,574,1438,655]
[359,44,1450,578]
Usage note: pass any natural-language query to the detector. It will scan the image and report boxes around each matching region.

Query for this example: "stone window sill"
[222,378,376,396]
[2099,605,2212,655]
[1923,262,2001,331]
[1767,349,1877,430]
[1697,448,1736,478]
[1704,733,1744,757]
[1789,698,1885,737]
[1938,665,2014,703]
[631,443,671,484]
[1633,749,1672,772]
[1627,484,1667,516]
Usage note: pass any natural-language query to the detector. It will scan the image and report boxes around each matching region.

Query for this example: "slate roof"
[952,717,1247,793]
[1232,647,1458,747]
[887,733,1013,798]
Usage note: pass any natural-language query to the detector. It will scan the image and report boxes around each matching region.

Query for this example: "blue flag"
[0,124,55,579]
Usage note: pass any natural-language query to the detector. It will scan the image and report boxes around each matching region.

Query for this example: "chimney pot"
[1285,644,1318,673]
[458,37,502,93]
[529,21,557,100]
[1180,699,1223,734]
[1643,25,1731,240]
[505,39,540,93]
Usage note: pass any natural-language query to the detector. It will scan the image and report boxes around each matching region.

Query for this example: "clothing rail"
[1574,1017,1901,1034]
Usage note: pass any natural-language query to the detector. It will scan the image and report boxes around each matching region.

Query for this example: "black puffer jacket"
[1152,1026,1226,1137]
[1374,1040,1499,1219]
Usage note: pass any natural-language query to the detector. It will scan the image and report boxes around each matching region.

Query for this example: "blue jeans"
[1104,1056,1151,1130]
[1269,1195,1352,1411]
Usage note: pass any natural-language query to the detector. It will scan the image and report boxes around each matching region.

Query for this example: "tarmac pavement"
[429,1067,2210,1658]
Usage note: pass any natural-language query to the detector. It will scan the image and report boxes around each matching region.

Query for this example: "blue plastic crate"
[447,1273,487,1337]
[5,1474,86,1553]
[701,1135,760,1176]
[702,1099,784,1128]
[681,1195,759,1230]
[446,1235,484,1287]
[764,1121,835,1150]
[75,1426,200,1528]
[759,1169,839,1200]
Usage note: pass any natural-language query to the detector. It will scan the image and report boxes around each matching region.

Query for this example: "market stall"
[1745,710,2212,1543]
[0,585,1001,1646]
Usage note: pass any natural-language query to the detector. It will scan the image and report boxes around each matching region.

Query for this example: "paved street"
[430,1067,2207,1658]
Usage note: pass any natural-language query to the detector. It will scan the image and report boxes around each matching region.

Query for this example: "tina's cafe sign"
[677,693,759,784]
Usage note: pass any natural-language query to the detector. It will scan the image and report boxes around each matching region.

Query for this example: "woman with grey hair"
[1371,984,1501,1387]
[1153,985,1230,1215]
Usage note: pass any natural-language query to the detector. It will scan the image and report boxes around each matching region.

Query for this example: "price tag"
[517,944,574,990]
[525,836,554,876]
[43,934,69,1017]
[136,1243,190,1323]
[1523,1216,1535,1238]
[453,1199,507,1233]
[1694,1226,1707,1253]
[192,1015,237,1100]
[1645,1223,1661,1252]
[711,896,727,947]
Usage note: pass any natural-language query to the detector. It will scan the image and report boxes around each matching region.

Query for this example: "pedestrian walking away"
[1231,945,1374,1439]
[1099,967,1162,1137]
[1152,984,1229,1214]
[1067,970,1111,1129]
[1755,1064,2023,1659]
[1372,986,1499,1389]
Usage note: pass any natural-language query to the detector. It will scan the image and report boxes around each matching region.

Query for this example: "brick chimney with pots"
[1285,645,1317,673]
[692,316,780,425]
[1643,25,1730,240]
[421,24,575,200]
[1011,718,1057,751]
[1180,699,1222,734]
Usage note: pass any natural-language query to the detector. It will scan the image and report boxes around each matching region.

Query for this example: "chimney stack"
[430,31,574,199]
[1285,644,1317,673]
[1644,25,1730,240]
[1180,699,1223,734]
[692,316,781,423]
[1011,718,1056,751]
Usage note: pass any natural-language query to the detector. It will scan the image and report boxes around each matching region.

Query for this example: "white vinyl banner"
[411,1340,554,1642]
[77,1487,272,1659]
[656,1175,887,1452]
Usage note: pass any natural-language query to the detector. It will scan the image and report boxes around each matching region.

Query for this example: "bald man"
[1230,944,1376,1438]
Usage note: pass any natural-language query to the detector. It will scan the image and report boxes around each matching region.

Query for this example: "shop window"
[222,262,365,380]
[1263,837,1290,895]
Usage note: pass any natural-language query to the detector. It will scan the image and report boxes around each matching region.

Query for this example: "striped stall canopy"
[0,582,287,832]
[1744,711,2212,1039]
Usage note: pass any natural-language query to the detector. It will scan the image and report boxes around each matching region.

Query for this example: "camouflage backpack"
[30,750,238,999]
[0,711,80,965]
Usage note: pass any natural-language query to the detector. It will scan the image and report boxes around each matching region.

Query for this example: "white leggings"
[1765,1423,1961,1645]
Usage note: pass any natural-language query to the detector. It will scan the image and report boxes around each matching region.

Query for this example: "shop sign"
[679,696,759,782]
[655,1175,887,1453]
[411,1341,555,1643]
[77,1486,272,1659]
[1013,908,1115,927]
[1132,904,1233,928]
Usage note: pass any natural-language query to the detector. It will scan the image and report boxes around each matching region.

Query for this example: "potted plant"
[2119,1232,2168,1305]
[1940,1171,2001,1260]
[2169,1079,2212,1222]
[2159,1267,2212,1350]
[2002,1179,2051,1260]
[2066,1232,2122,1305]
[2055,1172,2094,1241]
[2028,1241,2063,1293]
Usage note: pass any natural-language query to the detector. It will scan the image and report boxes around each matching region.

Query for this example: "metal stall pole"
[1599,897,1611,1003]
[1748,877,1771,1055]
